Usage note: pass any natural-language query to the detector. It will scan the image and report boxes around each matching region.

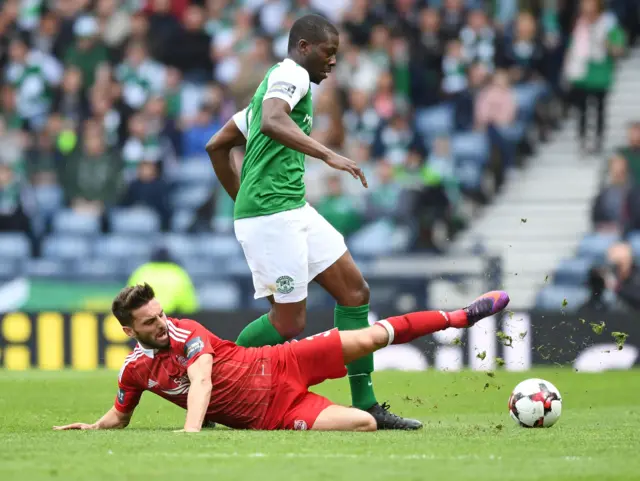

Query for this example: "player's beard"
[134,326,170,350]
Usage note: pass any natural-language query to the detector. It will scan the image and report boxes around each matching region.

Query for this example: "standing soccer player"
[205,14,420,429]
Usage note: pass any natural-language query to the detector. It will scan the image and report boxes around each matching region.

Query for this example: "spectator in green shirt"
[617,121,640,184]
[564,0,625,154]
[315,174,364,239]
[64,16,109,92]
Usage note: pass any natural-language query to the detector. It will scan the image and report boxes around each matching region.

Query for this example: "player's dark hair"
[287,14,338,53]
[112,283,156,326]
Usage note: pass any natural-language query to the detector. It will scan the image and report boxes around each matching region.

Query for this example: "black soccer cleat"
[463,290,510,326]
[366,402,423,430]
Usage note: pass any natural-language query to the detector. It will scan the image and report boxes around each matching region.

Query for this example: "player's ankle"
[447,309,469,329]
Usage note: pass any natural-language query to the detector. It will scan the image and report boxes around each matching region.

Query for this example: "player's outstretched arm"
[181,353,213,433]
[205,118,246,201]
[261,98,367,187]
[53,407,133,431]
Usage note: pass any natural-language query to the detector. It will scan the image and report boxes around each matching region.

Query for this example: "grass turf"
[1,368,639,480]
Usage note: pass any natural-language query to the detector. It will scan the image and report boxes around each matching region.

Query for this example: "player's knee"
[343,280,370,307]
[355,413,377,432]
[270,307,306,340]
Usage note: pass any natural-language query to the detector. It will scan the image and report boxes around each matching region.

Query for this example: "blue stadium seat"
[73,258,123,282]
[110,207,161,234]
[161,233,198,260]
[42,235,92,260]
[171,159,216,185]
[626,231,640,258]
[52,209,101,235]
[181,257,219,283]
[514,83,549,122]
[451,132,490,163]
[0,259,23,280]
[171,185,211,210]
[197,281,241,310]
[25,258,68,279]
[455,159,483,191]
[225,255,252,276]
[0,232,31,259]
[197,234,242,259]
[534,285,590,312]
[553,257,594,286]
[576,233,619,261]
[348,220,410,257]
[94,235,153,260]
[33,184,64,217]
[120,257,151,277]
[171,209,195,232]
[415,104,454,140]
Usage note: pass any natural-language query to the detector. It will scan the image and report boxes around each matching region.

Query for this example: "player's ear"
[298,39,310,55]
[122,326,135,339]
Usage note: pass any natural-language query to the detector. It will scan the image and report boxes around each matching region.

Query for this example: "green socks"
[236,313,287,348]
[334,304,377,410]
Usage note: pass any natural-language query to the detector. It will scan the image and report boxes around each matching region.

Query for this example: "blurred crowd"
[0,0,638,263]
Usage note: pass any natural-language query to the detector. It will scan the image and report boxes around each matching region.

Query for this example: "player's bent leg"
[314,251,422,430]
[269,299,307,340]
[314,252,378,412]
[234,208,310,347]
[312,405,377,432]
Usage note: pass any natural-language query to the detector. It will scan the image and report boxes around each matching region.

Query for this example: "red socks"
[376,309,469,346]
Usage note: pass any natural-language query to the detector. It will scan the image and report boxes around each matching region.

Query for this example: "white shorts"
[234,203,348,303]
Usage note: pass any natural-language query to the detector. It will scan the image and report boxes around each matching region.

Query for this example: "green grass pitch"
[1,368,639,480]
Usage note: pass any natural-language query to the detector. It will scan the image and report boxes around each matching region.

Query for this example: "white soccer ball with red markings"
[508,378,562,428]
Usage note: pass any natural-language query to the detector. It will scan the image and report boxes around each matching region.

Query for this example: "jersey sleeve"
[114,362,144,414]
[168,319,216,369]
[263,62,310,111]
[232,108,249,139]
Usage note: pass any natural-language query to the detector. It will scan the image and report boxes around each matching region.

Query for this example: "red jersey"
[114,318,272,429]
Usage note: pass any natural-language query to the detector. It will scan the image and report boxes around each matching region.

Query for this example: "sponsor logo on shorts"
[184,337,205,360]
[267,81,296,98]
[293,420,308,431]
[117,388,125,404]
[276,275,294,294]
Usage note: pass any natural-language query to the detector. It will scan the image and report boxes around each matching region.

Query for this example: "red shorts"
[260,328,347,430]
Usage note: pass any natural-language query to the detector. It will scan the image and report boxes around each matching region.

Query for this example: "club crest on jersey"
[275,275,294,294]
[293,420,308,431]
[185,337,205,360]
[175,355,188,366]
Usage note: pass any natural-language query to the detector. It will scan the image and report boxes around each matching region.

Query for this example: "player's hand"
[174,427,201,433]
[53,422,96,431]
[324,153,368,188]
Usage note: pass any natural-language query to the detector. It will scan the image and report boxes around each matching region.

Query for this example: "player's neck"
[137,340,168,353]
[286,53,306,71]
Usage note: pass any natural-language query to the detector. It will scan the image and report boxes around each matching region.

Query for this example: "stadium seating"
[0,233,31,259]
[42,235,92,261]
[52,210,101,236]
[576,233,620,261]
[552,257,594,286]
[415,105,455,143]
[110,207,161,234]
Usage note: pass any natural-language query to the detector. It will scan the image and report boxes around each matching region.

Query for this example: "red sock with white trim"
[375,309,468,345]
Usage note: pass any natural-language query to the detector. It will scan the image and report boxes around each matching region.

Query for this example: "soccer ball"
[508,378,562,428]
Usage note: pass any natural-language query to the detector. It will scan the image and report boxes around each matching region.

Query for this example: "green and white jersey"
[5,51,62,120]
[115,60,165,109]
[232,58,313,220]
